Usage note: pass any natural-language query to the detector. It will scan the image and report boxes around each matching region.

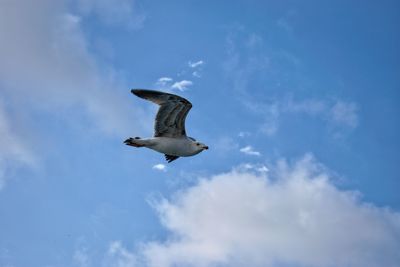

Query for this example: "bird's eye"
[196,143,200,146]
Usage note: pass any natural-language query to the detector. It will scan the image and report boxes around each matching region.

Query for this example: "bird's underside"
[124,137,184,163]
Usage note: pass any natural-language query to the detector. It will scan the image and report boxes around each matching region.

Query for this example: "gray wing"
[131,89,192,138]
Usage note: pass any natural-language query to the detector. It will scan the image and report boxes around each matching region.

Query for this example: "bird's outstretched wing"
[131,89,192,138]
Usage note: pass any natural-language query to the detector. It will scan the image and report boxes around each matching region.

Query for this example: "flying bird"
[124,89,209,163]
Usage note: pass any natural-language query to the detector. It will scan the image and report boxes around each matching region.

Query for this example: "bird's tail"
[124,137,146,147]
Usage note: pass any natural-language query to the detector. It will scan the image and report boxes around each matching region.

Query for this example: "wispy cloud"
[108,155,400,267]
[75,0,145,29]
[188,60,205,77]
[276,9,297,36]
[192,71,201,78]
[155,77,193,92]
[330,100,358,129]
[73,247,91,267]
[239,145,261,156]
[0,102,35,191]
[155,60,203,90]
[222,28,359,138]
[188,60,204,68]
[238,131,251,138]
[152,164,167,172]
[156,77,173,88]
[106,241,138,266]
[238,163,269,173]
[244,96,359,137]
[171,80,193,91]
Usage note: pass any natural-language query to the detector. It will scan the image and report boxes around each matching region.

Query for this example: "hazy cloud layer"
[109,155,400,267]
[0,0,144,189]
[75,0,145,29]
[0,0,142,136]
[0,103,35,190]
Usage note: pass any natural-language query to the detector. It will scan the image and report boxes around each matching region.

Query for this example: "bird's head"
[191,139,209,153]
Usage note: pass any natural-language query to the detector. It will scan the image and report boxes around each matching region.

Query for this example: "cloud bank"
[0,0,140,137]
[109,155,400,267]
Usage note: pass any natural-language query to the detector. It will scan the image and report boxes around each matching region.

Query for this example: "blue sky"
[0,1,399,267]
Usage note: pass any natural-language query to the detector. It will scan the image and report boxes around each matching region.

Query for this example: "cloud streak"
[239,145,261,156]
[153,164,167,172]
[171,80,193,91]
[188,60,204,68]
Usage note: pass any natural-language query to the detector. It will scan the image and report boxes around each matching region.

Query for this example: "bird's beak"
[203,146,209,150]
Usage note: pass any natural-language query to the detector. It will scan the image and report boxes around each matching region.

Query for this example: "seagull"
[124,89,209,163]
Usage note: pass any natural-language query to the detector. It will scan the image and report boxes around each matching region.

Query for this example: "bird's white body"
[132,137,203,157]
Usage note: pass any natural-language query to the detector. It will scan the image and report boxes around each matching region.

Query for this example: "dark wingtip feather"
[131,89,141,96]
[130,89,166,98]
[164,154,180,163]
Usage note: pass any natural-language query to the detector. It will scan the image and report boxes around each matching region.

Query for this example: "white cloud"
[153,164,167,172]
[155,77,194,91]
[171,80,193,91]
[240,145,261,156]
[236,163,269,173]
[188,60,204,77]
[188,60,204,68]
[256,165,269,173]
[158,77,173,83]
[110,155,400,267]
[155,77,174,88]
